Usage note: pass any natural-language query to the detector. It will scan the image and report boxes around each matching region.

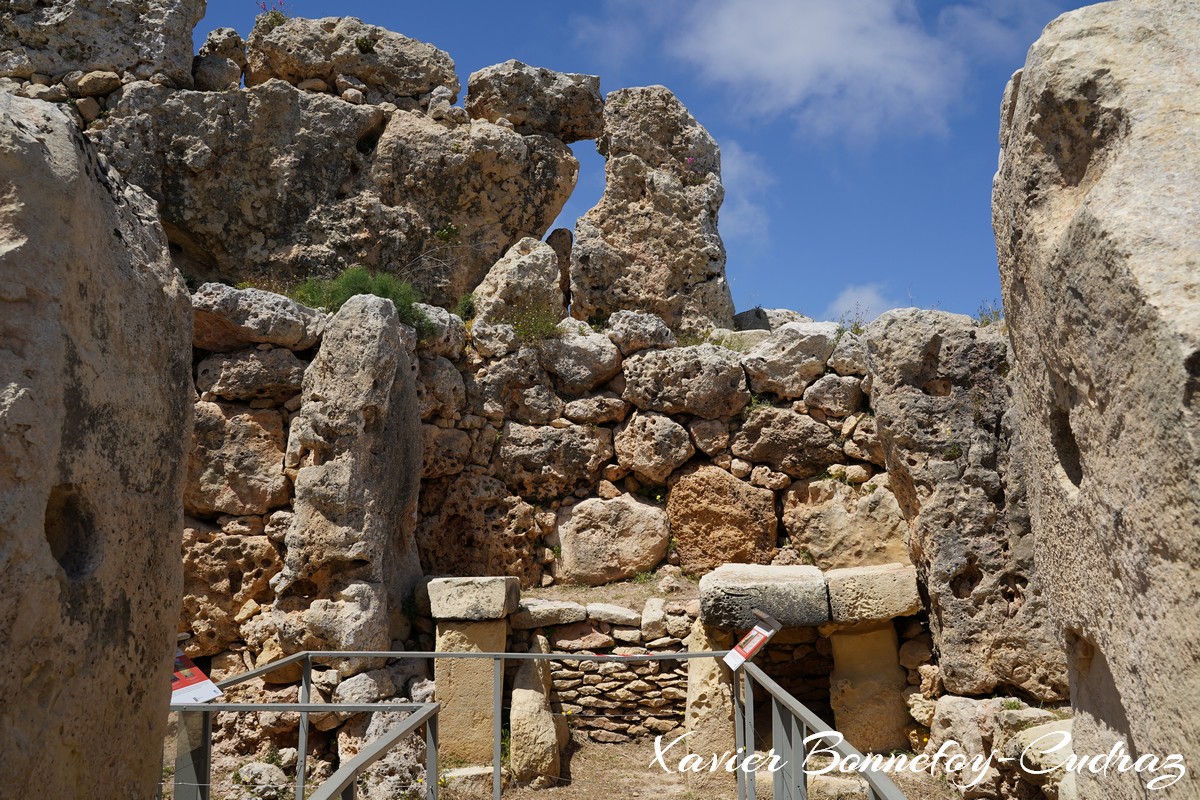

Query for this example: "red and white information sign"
[722,613,783,671]
[171,648,223,704]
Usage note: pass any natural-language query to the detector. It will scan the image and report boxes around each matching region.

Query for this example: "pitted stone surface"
[699,564,830,629]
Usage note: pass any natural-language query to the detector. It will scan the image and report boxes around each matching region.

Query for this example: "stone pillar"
[825,564,921,753]
[428,577,519,764]
[509,634,562,787]
[684,620,735,795]
[0,94,193,798]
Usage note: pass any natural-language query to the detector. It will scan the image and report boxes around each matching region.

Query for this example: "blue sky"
[198,0,1092,322]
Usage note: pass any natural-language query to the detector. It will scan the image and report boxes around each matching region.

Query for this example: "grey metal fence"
[165,649,723,800]
[167,649,910,800]
[733,661,908,800]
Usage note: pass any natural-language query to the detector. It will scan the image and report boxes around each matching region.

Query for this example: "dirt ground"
[500,738,960,800]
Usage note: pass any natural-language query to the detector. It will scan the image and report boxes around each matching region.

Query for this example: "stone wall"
[181,284,427,796]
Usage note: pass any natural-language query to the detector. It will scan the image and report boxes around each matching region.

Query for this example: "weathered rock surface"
[730,406,842,478]
[495,422,613,501]
[417,356,465,420]
[185,401,290,517]
[570,86,734,334]
[427,576,519,621]
[192,283,325,353]
[247,16,459,101]
[271,296,422,665]
[472,347,563,424]
[865,309,1067,700]
[472,237,564,326]
[556,495,670,586]
[605,310,676,355]
[0,94,192,798]
[0,0,204,87]
[667,466,776,573]
[994,3,1200,795]
[622,344,750,419]
[802,374,863,418]
[466,59,602,143]
[510,635,561,785]
[196,348,306,403]
[421,425,471,479]
[193,28,246,92]
[95,81,576,306]
[740,322,839,399]
[538,321,622,396]
[699,565,829,629]
[417,473,541,587]
[826,563,921,623]
[181,520,283,657]
[614,412,695,484]
[782,475,909,570]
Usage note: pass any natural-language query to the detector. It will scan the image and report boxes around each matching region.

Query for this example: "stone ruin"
[1,2,1198,800]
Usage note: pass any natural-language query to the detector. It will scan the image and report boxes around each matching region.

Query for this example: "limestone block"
[684,621,736,795]
[699,564,830,629]
[829,622,910,753]
[435,620,506,763]
[428,577,519,622]
[826,564,921,623]
[0,93,192,798]
[586,603,641,627]
[510,599,587,629]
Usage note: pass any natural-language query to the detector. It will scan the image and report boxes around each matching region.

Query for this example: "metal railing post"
[742,669,757,800]
[773,697,795,800]
[732,663,748,800]
[297,654,312,800]
[493,655,503,800]
[174,709,211,800]
[794,713,808,800]
[426,714,439,800]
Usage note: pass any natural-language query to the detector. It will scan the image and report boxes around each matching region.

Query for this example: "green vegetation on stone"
[290,267,431,336]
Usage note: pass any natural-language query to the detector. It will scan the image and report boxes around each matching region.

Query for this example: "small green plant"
[736,393,772,423]
[675,330,711,347]
[634,484,667,505]
[498,297,562,343]
[632,571,655,585]
[1001,699,1024,711]
[976,298,1004,327]
[433,222,460,243]
[798,548,815,565]
[454,292,477,321]
[835,303,868,342]
[667,536,678,555]
[941,441,964,460]
[355,36,377,54]
[500,728,511,767]
[255,0,288,31]
[289,267,432,336]
[550,544,562,559]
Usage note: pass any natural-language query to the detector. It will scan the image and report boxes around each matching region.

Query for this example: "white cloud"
[573,0,1074,140]
[664,0,965,140]
[820,282,905,323]
[718,140,774,243]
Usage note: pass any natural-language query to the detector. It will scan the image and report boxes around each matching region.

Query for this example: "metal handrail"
[308,702,440,800]
[735,662,908,800]
[168,649,727,800]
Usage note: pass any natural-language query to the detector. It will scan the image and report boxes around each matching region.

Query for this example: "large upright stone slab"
[994,3,1200,797]
[0,94,192,798]
[266,295,423,674]
[570,86,734,334]
[865,309,1067,701]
